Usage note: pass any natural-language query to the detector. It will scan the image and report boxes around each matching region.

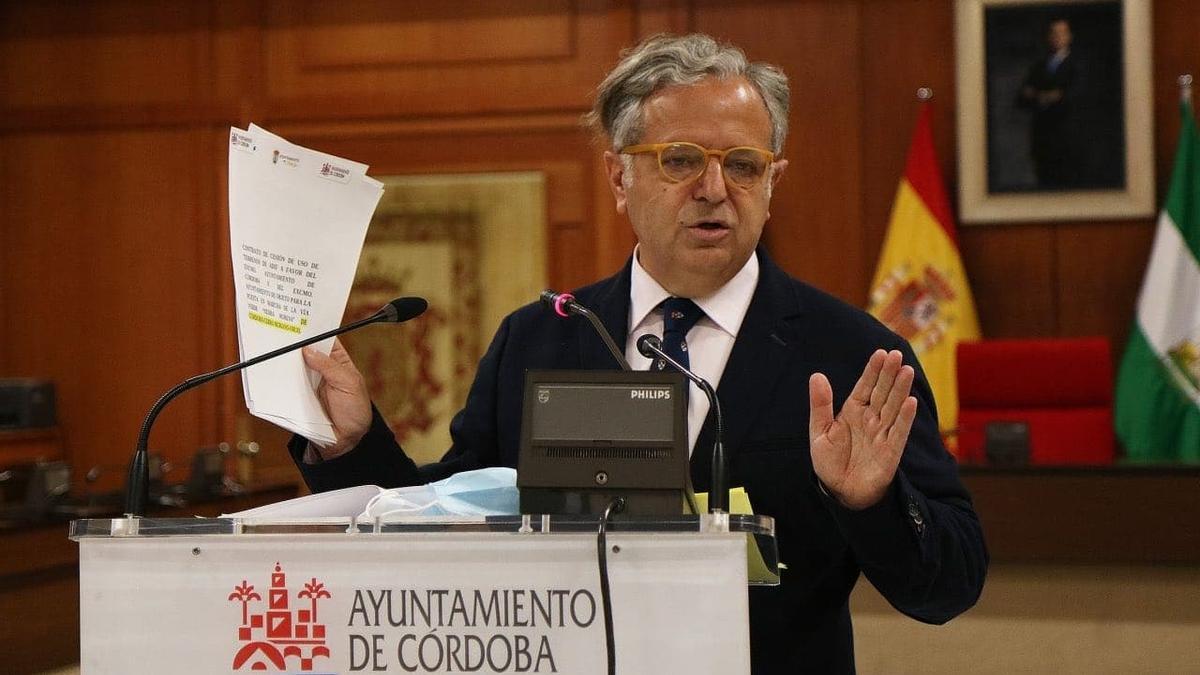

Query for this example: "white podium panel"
[74,518,763,674]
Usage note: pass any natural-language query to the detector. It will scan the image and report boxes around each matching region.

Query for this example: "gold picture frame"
[955,0,1154,223]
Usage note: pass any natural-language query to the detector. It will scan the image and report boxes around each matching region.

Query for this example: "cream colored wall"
[378,172,548,339]
[366,172,547,464]
[851,563,1200,674]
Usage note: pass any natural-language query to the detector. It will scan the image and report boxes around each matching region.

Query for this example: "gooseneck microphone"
[123,297,428,517]
[540,290,631,371]
[636,334,728,513]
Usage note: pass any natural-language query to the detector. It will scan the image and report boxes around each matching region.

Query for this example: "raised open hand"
[808,349,918,510]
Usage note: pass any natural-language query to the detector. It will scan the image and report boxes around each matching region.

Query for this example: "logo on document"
[272,149,301,168]
[229,562,333,672]
[230,130,257,153]
[318,161,352,183]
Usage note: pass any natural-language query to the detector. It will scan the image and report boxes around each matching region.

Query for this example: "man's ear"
[603,150,628,215]
[765,158,788,219]
[770,158,789,190]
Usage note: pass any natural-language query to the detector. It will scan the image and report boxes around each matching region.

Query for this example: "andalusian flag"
[1115,101,1200,462]
[868,103,980,446]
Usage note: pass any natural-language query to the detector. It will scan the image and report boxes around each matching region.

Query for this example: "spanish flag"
[868,102,980,450]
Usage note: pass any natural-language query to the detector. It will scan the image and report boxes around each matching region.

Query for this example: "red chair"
[956,337,1115,465]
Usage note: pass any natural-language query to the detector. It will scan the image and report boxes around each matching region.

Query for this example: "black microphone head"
[540,289,576,318]
[378,297,428,323]
[636,333,662,359]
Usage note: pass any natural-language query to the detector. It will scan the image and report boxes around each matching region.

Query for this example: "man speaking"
[289,33,987,674]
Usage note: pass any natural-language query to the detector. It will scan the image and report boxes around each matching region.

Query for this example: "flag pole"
[916,87,933,102]
[1179,74,1194,106]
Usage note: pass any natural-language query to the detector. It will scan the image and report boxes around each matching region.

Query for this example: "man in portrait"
[1018,17,1080,189]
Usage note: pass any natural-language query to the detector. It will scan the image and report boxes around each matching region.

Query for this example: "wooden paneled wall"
[1,0,1196,484]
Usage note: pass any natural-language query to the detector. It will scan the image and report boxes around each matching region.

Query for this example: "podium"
[71,514,777,674]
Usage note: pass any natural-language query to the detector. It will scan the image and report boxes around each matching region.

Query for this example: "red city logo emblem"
[228,563,332,671]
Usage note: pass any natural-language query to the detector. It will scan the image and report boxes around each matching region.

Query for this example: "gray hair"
[584,34,790,154]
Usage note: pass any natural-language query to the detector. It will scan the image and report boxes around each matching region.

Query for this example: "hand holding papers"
[298,340,374,457]
[228,125,383,446]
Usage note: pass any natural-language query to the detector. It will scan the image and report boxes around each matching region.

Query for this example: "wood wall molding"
[0,106,593,136]
[260,0,620,118]
[0,102,244,135]
[0,2,213,109]
[257,111,590,139]
[0,1,630,133]
[288,0,578,70]
[2,0,1199,498]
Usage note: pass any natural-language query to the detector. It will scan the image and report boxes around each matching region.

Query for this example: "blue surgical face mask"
[360,467,519,519]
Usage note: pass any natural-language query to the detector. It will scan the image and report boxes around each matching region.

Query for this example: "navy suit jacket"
[291,250,988,674]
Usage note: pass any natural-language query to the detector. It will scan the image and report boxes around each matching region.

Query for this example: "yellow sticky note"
[695,487,779,585]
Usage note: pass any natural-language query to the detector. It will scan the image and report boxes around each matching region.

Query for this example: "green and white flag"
[1115,101,1200,462]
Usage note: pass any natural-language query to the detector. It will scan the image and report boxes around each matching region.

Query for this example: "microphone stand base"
[701,510,730,533]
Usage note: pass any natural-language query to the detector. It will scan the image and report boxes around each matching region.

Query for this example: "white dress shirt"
[625,249,760,454]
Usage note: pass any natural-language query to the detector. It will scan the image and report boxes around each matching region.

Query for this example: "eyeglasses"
[620,142,776,189]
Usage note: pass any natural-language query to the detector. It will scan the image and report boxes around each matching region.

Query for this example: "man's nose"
[692,156,728,202]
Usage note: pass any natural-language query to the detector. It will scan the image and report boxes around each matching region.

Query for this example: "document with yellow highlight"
[228,125,383,446]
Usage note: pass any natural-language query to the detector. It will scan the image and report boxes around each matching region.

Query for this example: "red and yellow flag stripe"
[868,104,980,449]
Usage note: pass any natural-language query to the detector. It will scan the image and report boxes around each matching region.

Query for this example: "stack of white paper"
[227,125,383,446]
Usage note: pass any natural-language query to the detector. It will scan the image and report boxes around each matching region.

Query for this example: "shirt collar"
[629,246,760,338]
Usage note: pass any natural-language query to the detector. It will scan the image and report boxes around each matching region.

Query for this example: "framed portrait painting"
[955,0,1154,222]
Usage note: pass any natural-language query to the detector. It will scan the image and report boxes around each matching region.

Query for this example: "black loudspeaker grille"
[542,446,672,460]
